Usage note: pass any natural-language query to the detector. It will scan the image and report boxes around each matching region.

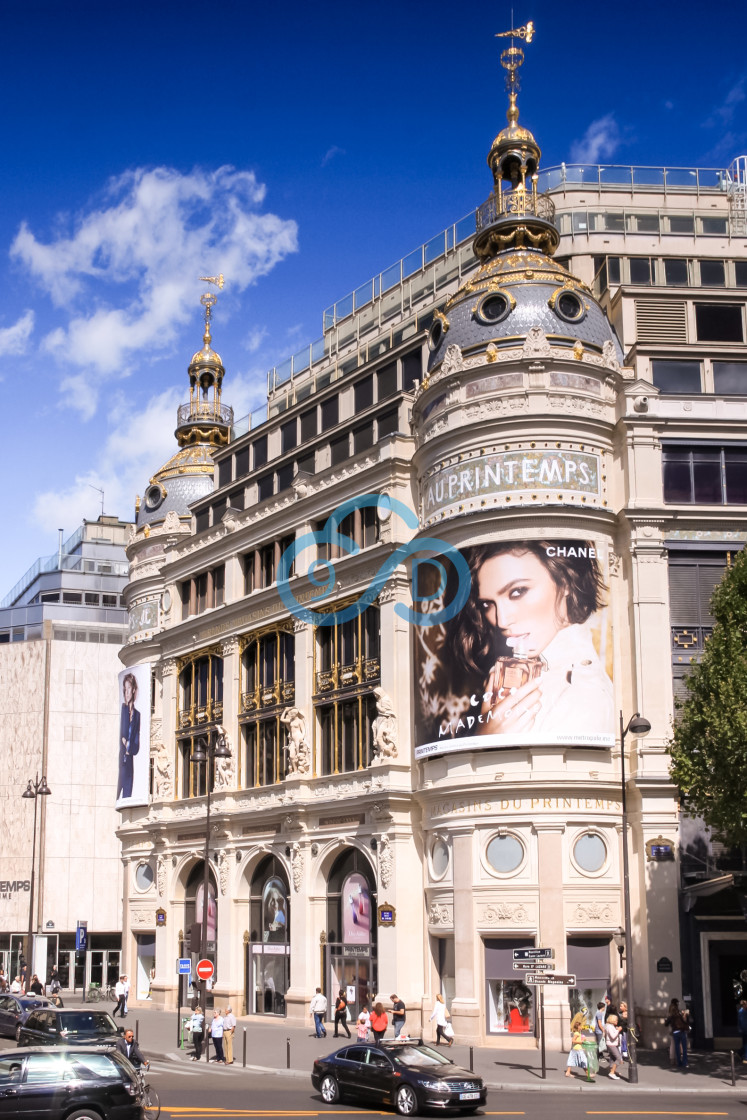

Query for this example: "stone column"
[284,838,313,1025]
[450,828,480,1039]
[220,636,240,756]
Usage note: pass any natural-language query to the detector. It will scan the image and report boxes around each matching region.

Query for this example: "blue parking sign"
[177,958,191,975]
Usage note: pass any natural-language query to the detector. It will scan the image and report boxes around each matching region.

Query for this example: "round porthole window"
[476,292,512,326]
[428,318,445,351]
[135,862,154,890]
[144,483,165,512]
[431,839,450,879]
[486,834,524,874]
[573,833,607,873]
[554,289,586,323]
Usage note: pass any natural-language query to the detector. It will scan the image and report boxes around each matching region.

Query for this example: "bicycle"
[135,1066,160,1120]
[85,984,102,1003]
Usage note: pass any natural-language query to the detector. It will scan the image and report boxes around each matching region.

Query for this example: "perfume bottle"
[491,640,545,699]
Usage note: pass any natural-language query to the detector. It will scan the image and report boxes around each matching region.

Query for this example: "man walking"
[113,976,127,1018]
[223,1006,237,1064]
[391,993,406,1038]
[310,987,328,1037]
[122,975,131,1017]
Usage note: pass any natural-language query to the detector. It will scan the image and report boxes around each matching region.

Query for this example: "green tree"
[670,548,747,847]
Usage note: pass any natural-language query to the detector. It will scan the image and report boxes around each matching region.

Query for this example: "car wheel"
[65,1111,105,1120]
[320,1074,341,1104]
[396,1084,419,1116]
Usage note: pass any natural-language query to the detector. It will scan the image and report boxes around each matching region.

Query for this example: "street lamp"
[619,711,651,1085]
[190,730,230,1034]
[22,774,51,977]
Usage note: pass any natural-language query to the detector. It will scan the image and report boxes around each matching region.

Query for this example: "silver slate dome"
[428,30,623,371]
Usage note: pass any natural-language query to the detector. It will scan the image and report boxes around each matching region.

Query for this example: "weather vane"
[198,274,224,343]
[494,20,535,127]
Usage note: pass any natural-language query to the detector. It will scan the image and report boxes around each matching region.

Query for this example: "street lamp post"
[190,730,230,1040]
[619,710,651,1085]
[22,774,51,978]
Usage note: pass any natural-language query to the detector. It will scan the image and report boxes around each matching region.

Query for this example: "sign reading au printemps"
[421,449,601,524]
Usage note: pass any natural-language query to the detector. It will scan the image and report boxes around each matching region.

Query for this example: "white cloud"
[11,166,298,412]
[322,145,345,167]
[704,77,746,128]
[569,114,622,163]
[0,309,34,355]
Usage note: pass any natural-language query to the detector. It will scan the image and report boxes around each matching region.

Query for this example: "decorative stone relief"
[292,618,309,633]
[312,774,386,799]
[378,834,393,888]
[480,902,530,925]
[440,344,464,376]
[214,729,237,790]
[218,849,230,896]
[371,688,398,764]
[150,718,162,746]
[377,584,397,604]
[522,326,552,357]
[290,843,304,892]
[572,902,613,923]
[161,658,178,678]
[131,909,155,927]
[428,901,453,926]
[602,340,621,371]
[152,742,173,802]
[221,636,239,657]
[280,707,311,775]
[156,854,166,898]
[162,511,183,535]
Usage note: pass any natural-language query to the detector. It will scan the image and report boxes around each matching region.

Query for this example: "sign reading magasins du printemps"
[0,880,30,901]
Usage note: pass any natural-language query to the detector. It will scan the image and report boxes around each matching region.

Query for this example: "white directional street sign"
[524,972,576,986]
[512,948,554,960]
[513,961,555,970]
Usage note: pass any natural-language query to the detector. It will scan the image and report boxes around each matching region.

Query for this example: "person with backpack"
[334,989,351,1038]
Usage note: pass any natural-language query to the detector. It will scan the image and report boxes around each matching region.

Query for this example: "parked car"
[312,1039,486,1116]
[17,1007,123,1048]
[0,1046,142,1118]
[0,994,50,1040]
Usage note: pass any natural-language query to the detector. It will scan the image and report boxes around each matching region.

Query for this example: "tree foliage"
[669,548,747,847]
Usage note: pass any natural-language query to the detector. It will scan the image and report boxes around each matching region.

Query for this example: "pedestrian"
[618,1001,629,1060]
[738,999,747,1064]
[604,997,618,1021]
[370,1002,388,1044]
[604,1013,623,1080]
[28,973,44,996]
[357,1006,370,1041]
[190,1006,205,1061]
[210,1009,225,1063]
[122,975,131,1016]
[19,961,28,993]
[593,1001,606,1059]
[665,999,689,1069]
[0,968,7,993]
[429,993,452,1046]
[310,987,328,1037]
[391,993,406,1038]
[49,967,60,995]
[223,1006,237,1064]
[334,989,351,1038]
[565,1028,589,1079]
[9,976,22,994]
[113,976,127,1018]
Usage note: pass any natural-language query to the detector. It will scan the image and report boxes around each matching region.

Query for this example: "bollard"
[731,1050,736,1086]
[135,1019,139,1043]
[243,1028,247,1068]
[287,1037,291,1069]
[469,1046,474,1073]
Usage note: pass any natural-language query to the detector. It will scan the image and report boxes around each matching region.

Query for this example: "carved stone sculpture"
[378,834,393,888]
[371,688,398,763]
[214,728,236,790]
[218,849,230,896]
[280,707,311,775]
[156,854,166,898]
[153,742,173,802]
[290,843,304,892]
[522,325,551,357]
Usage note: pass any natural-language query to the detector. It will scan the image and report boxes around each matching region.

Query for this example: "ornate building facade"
[117,46,747,1049]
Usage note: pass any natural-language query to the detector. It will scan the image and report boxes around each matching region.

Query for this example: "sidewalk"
[115,1005,747,1093]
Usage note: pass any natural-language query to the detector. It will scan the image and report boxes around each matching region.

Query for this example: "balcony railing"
[176,401,234,428]
[476,188,556,231]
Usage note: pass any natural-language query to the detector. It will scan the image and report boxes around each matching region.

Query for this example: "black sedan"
[312,1039,486,1116]
[18,1007,123,1048]
[0,1046,142,1118]
[0,994,50,1040]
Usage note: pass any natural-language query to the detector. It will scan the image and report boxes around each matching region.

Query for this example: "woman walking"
[604,1014,623,1080]
[190,1007,205,1061]
[334,989,351,1038]
[665,999,689,1069]
[357,1006,370,1041]
[210,1008,226,1064]
[370,1002,389,1044]
[566,1027,589,1080]
[429,993,453,1046]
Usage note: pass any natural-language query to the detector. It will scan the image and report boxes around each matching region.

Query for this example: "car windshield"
[59,1012,118,1036]
[390,1044,452,1068]
[20,999,47,1009]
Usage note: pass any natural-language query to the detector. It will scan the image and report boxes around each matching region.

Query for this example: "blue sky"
[1,0,746,595]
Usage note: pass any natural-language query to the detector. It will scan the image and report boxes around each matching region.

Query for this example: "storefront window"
[249,857,290,1016]
[326,850,377,1022]
[487,980,534,1034]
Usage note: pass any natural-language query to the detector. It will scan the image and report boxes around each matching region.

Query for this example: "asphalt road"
[141,1060,747,1119]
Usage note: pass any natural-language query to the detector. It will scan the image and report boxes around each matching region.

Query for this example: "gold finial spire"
[198,274,224,347]
[495,21,535,132]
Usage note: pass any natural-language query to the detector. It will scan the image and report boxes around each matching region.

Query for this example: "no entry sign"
[196,958,214,981]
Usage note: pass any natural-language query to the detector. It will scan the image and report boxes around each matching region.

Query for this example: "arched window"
[177,652,224,798]
[247,856,290,1015]
[324,849,377,1017]
[185,862,218,956]
[240,625,296,788]
[314,603,381,775]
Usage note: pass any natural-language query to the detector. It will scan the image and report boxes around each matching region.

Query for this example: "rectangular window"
[234,446,250,478]
[62,592,82,604]
[281,419,297,454]
[85,592,99,605]
[213,565,225,608]
[354,375,374,412]
[725,449,747,503]
[701,216,728,235]
[604,212,625,232]
[228,487,245,511]
[713,360,747,395]
[196,572,208,614]
[695,304,744,343]
[402,349,423,392]
[257,473,274,501]
[699,260,725,287]
[377,408,399,439]
[260,544,275,587]
[669,215,695,234]
[664,258,689,286]
[362,505,378,548]
[663,444,747,505]
[353,423,374,454]
[608,257,621,284]
[330,433,349,465]
[572,212,589,233]
[629,258,652,285]
[321,397,339,431]
[300,407,317,441]
[276,462,293,493]
[181,580,191,619]
[243,552,256,595]
[102,594,117,606]
[217,458,232,488]
[636,214,660,233]
[735,262,747,288]
[651,359,702,394]
[377,362,397,399]
[195,509,209,534]
[253,435,268,469]
[296,451,315,475]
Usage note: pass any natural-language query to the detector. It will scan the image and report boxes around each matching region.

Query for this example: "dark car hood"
[437,1066,479,1080]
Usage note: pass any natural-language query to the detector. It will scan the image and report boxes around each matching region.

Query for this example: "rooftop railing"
[176,401,234,428]
[1,555,129,608]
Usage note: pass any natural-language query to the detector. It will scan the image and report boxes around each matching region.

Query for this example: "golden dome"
[190,343,223,368]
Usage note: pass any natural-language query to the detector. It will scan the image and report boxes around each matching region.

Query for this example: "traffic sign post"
[177,958,192,976]
[512,948,554,961]
[524,972,576,986]
[513,961,555,970]
[196,959,214,982]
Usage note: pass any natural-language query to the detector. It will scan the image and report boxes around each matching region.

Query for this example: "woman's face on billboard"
[477,550,568,655]
[123,679,134,704]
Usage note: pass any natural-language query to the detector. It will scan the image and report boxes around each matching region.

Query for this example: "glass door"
[328,950,374,1021]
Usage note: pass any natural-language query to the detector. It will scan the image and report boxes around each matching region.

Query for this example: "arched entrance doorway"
[326,849,377,1021]
[185,862,218,1007]
[247,856,290,1015]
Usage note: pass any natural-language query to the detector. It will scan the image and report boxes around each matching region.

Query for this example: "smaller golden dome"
[190,343,223,367]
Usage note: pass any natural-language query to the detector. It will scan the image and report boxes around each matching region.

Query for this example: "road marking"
[586,1113,731,1116]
